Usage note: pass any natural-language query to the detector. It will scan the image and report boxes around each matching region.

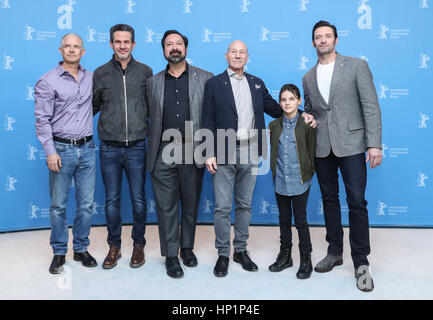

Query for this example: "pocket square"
[255,84,261,89]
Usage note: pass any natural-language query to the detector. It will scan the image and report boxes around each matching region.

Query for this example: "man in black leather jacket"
[93,24,153,270]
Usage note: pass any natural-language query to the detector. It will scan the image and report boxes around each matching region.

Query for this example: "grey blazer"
[302,53,382,158]
[146,65,213,172]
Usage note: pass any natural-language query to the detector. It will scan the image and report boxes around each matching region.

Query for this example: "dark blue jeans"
[99,140,147,249]
[315,151,370,269]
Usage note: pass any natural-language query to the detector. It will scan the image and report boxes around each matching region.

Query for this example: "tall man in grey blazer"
[146,30,213,278]
[302,21,382,292]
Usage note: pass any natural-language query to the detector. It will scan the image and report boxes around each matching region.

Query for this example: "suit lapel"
[328,53,346,105]
[218,71,237,116]
[188,66,199,131]
[188,66,198,103]
[156,71,165,115]
[245,73,258,112]
[312,63,328,107]
[313,53,346,108]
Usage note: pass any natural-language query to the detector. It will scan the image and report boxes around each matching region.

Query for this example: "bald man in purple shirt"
[34,33,97,274]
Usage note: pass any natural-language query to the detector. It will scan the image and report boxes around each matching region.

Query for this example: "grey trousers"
[151,144,204,257]
[213,146,258,257]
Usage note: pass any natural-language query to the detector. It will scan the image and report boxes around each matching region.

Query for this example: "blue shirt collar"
[283,113,299,126]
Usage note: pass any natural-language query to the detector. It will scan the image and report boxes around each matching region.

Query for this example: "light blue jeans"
[49,140,96,255]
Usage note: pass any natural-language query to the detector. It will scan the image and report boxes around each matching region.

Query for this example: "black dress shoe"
[165,257,184,278]
[233,251,258,272]
[355,265,374,292]
[49,255,65,274]
[180,248,198,267]
[213,256,229,277]
[73,251,98,267]
[314,254,343,273]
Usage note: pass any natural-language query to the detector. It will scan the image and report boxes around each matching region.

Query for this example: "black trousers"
[274,188,312,255]
[315,151,370,269]
[150,142,204,257]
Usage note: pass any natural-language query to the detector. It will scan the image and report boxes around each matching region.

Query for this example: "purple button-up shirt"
[34,62,93,156]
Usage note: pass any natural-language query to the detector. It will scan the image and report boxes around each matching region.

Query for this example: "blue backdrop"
[1,0,432,232]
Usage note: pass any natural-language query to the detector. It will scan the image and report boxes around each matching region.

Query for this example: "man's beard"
[165,50,186,63]
[316,42,336,56]
[317,47,333,56]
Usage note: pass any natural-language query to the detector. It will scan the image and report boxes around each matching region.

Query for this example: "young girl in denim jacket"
[268,84,316,279]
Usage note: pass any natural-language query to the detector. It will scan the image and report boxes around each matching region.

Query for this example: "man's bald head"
[227,40,248,53]
[225,40,249,74]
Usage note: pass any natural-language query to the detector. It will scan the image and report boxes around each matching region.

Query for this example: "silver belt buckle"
[71,138,78,145]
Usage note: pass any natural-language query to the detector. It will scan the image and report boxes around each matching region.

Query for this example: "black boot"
[296,252,313,279]
[269,248,293,272]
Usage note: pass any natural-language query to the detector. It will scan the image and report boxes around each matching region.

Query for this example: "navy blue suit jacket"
[202,70,282,163]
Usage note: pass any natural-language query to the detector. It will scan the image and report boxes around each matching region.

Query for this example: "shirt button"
[177,114,179,117]
[176,90,178,92]
[177,101,179,104]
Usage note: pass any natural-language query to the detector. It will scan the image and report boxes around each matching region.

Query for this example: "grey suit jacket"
[302,53,382,158]
[146,65,213,172]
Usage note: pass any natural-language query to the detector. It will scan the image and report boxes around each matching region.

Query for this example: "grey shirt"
[227,68,255,140]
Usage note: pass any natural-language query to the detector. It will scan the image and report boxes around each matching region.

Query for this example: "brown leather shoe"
[102,246,121,269]
[130,245,145,268]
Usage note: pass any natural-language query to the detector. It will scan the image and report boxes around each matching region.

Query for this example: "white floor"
[0,225,432,300]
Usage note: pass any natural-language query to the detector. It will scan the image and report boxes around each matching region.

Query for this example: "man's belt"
[163,136,192,144]
[53,135,92,146]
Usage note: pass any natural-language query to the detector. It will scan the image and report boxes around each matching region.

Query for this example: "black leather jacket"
[93,56,153,145]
